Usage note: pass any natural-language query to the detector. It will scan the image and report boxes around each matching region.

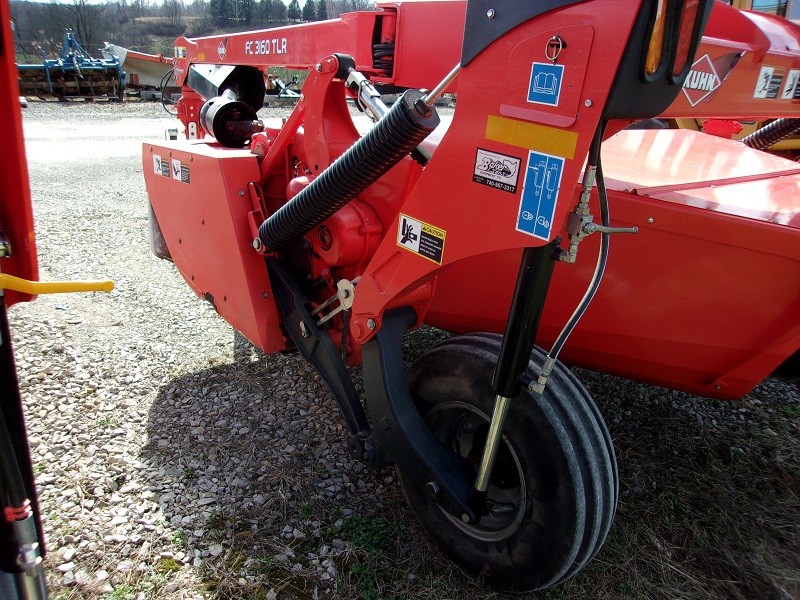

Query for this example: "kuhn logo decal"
[217,38,229,60]
[682,55,721,107]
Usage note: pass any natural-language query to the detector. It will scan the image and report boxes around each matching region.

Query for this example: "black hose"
[259,89,439,252]
[742,118,800,150]
[547,123,609,362]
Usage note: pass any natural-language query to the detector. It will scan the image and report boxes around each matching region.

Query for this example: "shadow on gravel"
[140,329,800,600]
[139,330,482,600]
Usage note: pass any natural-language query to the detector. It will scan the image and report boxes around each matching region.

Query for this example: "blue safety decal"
[528,62,564,106]
[516,150,564,240]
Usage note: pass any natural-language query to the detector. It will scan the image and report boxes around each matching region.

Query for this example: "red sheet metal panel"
[424,129,800,400]
[601,129,800,227]
[143,141,285,353]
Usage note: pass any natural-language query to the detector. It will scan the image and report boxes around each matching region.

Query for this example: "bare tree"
[130,0,149,20]
[64,0,110,52]
[163,0,183,27]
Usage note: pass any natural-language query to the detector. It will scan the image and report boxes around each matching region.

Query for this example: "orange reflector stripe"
[485,115,578,160]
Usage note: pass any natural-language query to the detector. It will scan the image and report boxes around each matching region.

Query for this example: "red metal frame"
[664,3,800,118]
[171,1,464,89]
[0,0,38,307]
[145,0,800,400]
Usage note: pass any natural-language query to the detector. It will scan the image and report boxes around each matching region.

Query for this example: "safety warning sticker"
[473,148,521,194]
[397,214,445,264]
[754,66,785,99]
[527,62,564,107]
[153,155,170,178]
[517,150,564,240]
[783,69,800,100]
[171,158,190,184]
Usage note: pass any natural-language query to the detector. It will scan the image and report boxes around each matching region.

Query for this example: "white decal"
[245,38,288,56]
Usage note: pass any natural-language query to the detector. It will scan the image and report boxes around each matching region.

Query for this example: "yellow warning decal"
[397,214,446,264]
[486,115,578,160]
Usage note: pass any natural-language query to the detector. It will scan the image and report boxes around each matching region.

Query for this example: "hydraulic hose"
[533,124,610,390]
[742,118,800,150]
[547,157,610,362]
[258,89,439,252]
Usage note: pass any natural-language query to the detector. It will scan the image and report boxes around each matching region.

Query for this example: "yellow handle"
[0,273,114,295]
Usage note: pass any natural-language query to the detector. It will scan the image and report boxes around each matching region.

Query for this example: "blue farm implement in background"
[17,30,125,101]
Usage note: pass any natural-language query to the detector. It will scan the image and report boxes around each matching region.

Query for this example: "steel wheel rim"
[425,401,527,542]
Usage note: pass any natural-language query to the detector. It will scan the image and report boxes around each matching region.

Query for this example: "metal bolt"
[367,318,377,330]
[486,8,495,18]
[252,238,262,251]
[238,190,245,197]
[647,217,654,223]
[461,513,471,523]
[584,99,593,107]
[299,93,305,102]
[262,292,268,298]
[315,63,322,72]
[426,481,441,498]
[299,321,310,338]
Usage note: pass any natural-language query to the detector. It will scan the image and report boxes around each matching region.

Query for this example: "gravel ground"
[8,100,800,600]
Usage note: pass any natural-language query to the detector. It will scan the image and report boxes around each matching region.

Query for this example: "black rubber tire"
[397,333,617,593]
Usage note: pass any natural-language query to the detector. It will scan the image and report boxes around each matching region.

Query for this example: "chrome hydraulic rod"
[422,64,460,105]
[473,394,512,493]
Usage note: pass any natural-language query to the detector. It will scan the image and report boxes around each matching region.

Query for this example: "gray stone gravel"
[11,100,432,599]
[8,100,799,600]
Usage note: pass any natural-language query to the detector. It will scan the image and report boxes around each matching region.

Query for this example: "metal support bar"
[362,307,477,524]
[266,258,371,440]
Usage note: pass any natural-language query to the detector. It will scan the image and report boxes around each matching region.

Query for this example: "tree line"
[11,0,375,62]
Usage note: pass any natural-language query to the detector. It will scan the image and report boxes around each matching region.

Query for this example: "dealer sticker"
[397,214,445,264]
[473,148,521,194]
[516,150,564,240]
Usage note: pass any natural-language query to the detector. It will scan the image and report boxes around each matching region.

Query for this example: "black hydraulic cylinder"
[491,242,560,399]
[259,89,439,252]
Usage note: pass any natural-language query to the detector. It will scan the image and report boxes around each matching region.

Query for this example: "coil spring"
[372,43,395,76]
[259,89,439,252]
[742,118,800,150]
